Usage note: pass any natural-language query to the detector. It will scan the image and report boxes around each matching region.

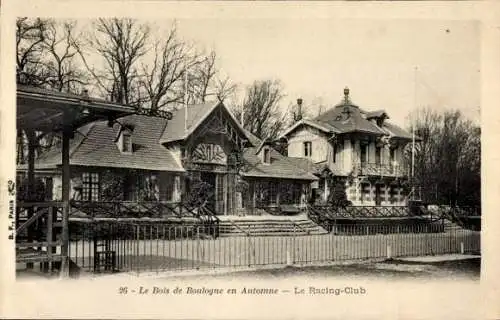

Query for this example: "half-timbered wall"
[178,105,248,215]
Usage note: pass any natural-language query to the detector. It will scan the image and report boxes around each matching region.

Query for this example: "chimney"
[80,88,91,104]
[297,98,303,107]
[294,98,303,122]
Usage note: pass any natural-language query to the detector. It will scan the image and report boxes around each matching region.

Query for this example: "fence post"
[387,244,392,259]
[196,226,200,268]
[134,224,139,274]
[247,224,251,267]
[48,206,54,265]
[292,224,296,264]
[460,242,464,254]
[93,225,98,273]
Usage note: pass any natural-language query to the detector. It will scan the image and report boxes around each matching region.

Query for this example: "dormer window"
[255,138,273,164]
[366,111,389,127]
[263,147,271,164]
[116,124,134,153]
[122,131,132,152]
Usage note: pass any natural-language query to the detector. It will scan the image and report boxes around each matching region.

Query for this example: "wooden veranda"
[16,85,136,277]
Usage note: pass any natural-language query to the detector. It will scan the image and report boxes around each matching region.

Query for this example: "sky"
[167,18,481,127]
[74,17,480,128]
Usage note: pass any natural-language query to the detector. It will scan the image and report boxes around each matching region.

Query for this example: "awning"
[17,85,137,132]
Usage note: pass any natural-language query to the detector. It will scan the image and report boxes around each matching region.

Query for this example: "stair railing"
[225,218,252,236]
[16,201,64,269]
[288,219,310,235]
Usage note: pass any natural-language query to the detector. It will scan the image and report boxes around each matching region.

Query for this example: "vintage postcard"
[1,0,499,319]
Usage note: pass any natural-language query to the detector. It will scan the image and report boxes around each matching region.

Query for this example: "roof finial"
[344,86,350,103]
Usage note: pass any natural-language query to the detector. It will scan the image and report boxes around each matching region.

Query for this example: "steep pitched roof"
[159,102,252,146]
[254,137,274,155]
[281,89,413,141]
[382,121,415,141]
[159,102,218,143]
[27,110,316,180]
[279,119,339,139]
[30,114,184,172]
[241,130,318,181]
[359,108,414,141]
[365,110,389,120]
[313,102,386,135]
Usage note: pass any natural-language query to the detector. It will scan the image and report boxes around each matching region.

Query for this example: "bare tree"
[16,18,88,163]
[233,79,287,140]
[43,20,88,93]
[188,50,237,104]
[405,107,480,205]
[79,18,150,105]
[16,18,48,164]
[190,50,217,104]
[16,17,50,86]
[214,75,237,103]
[139,26,203,110]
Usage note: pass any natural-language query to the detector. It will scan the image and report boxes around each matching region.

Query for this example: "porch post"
[353,179,360,206]
[171,175,181,202]
[370,184,375,205]
[59,124,71,278]
[252,181,256,215]
[26,129,36,269]
[276,181,280,207]
[324,178,329,203]
[223,174,228,215]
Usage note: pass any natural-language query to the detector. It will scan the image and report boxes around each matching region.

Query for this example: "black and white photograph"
[1,1,498,319]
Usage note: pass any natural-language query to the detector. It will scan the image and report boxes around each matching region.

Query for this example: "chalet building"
[280,88,415,206]
[20,86,317,216]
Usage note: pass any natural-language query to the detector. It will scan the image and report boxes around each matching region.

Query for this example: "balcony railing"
[354,162,408,177]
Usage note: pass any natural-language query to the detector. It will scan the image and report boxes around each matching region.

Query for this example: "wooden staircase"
[16,202,64,274]
[218,216,328,237]
[442,219,468,232]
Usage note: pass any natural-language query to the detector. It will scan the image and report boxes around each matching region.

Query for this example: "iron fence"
[68,221,480,274]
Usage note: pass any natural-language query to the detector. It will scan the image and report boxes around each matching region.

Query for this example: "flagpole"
[184,69,188,132]
[240,105,244,127]
[411,66,417,199]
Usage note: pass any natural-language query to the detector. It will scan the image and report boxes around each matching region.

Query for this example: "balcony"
[354,162,408,177]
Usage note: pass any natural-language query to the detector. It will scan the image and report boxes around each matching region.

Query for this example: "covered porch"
[16,85,138,277]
